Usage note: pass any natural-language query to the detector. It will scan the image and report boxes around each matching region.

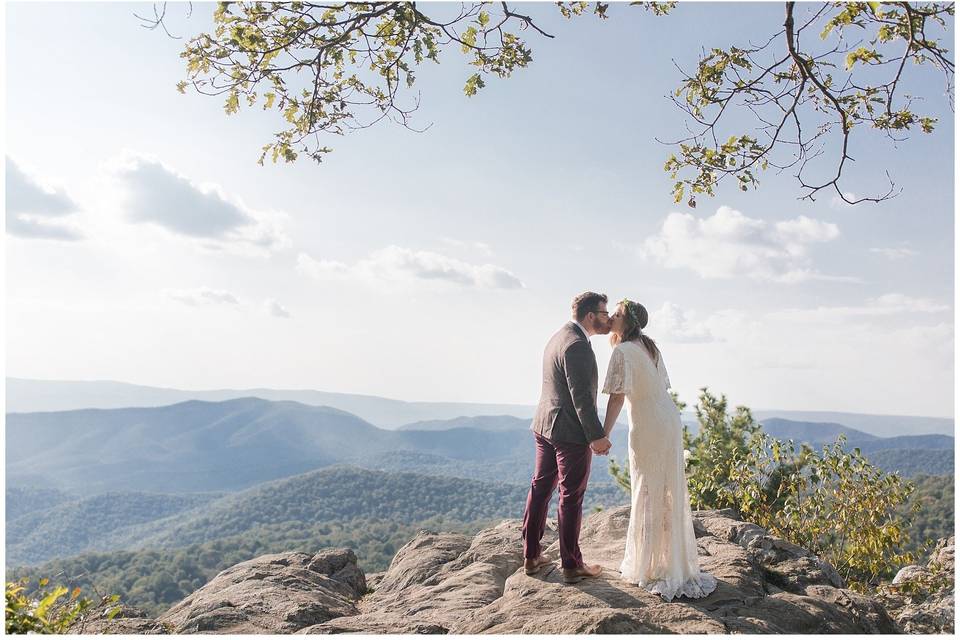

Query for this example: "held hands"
[589,436,612,456]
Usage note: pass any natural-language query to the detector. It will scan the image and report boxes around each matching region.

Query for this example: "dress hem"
[620,568,718,602]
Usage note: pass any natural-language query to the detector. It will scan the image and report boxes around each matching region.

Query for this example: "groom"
[521,291,613,583]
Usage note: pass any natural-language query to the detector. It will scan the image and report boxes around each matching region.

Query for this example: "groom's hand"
[590,436,612,456]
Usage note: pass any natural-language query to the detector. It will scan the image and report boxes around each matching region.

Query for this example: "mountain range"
[758,418,955,452]
[5,378,533,429]
[8,399,953,497]
[7,377,954,436]
[6,397,953,610]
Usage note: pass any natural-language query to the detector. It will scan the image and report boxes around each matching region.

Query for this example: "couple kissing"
[520,292,717,601]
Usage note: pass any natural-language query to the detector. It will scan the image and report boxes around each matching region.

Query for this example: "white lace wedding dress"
[603,341,717,601]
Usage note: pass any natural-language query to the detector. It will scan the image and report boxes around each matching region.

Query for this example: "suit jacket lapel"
[569,320,589,344]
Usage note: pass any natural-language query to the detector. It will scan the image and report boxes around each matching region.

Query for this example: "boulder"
[158,548,366,633]
[878,535,955,634]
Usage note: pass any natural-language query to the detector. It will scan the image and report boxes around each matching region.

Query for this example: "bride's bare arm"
[603,393,625,437]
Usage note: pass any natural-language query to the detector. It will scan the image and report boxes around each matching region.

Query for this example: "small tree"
[684,387,763,510]
[726,431,924,591]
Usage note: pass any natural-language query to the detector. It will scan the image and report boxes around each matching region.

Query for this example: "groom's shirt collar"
[573,320,591,343]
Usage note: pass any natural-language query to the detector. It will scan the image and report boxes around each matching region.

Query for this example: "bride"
[601,298,717,601]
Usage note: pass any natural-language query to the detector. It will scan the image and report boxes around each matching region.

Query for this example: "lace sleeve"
[658,353,672,390]
[602,346,630,395]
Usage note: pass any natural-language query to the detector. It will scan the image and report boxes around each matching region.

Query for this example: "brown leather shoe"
[523,555,553,575]
[562,563,602,583]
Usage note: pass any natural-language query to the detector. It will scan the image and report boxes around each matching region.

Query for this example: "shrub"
[5,576,119,634]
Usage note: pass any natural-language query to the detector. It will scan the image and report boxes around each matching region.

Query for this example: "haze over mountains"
[8,377,954,436]
[6,398,557,494]
[6,378,533,429]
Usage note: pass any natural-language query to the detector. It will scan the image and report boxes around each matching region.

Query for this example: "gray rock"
[158,548,366,633]
[300,506,897,634]
[880,535,955,634]
[893,564,926,585]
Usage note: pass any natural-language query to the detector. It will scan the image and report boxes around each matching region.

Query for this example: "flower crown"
[619,298,644,331]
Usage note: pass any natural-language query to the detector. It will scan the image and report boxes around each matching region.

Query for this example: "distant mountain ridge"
[397,415,530,431]
[5,398,626,495]
[6,378,534,429]
[8,377,953,436]
[751,410,954,438]
[759,418,954,452]
[8,398,952,502]
[759,417,879,444]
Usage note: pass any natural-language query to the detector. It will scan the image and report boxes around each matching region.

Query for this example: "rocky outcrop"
[80,507,915,634]
[158,549,367,634]
[300,506,898,634]
[878,535,955,634]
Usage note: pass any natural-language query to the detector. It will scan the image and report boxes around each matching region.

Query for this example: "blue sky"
[5,2,955,416]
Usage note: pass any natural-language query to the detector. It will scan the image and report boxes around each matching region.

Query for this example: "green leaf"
[224,91,240,114]
[35,586,68,620]
[463,73,485,96]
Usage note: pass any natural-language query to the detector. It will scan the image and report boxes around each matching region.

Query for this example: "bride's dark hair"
[610,299,661,366]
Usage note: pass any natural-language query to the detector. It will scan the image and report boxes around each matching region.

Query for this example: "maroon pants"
[521,431,593,569]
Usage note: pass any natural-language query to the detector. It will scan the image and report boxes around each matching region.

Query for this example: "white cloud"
[638,206,853,283]
[870,247,918,259]
[265,299,291,319]
[297,245,524,290]
[106,152,290,254]
[649,299,954,415]
[649,302,721,343]
[767,293,951,323]
[774,216,840,246]
[164,287,240,306]
[5,157,84,240]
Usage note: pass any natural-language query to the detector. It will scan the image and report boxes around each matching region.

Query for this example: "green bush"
[5,576,120,634]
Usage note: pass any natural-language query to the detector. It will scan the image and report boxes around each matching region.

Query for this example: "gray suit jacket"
[530,321,605,445]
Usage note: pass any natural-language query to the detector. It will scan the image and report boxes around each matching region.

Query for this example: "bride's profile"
[601,298,717,601]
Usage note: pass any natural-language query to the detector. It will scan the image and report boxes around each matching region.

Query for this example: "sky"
[4,2,955,417]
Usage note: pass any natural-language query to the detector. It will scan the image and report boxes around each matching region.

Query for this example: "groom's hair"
[572,292,608,321]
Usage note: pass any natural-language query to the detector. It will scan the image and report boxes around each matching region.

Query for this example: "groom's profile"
[521,291,613,583]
